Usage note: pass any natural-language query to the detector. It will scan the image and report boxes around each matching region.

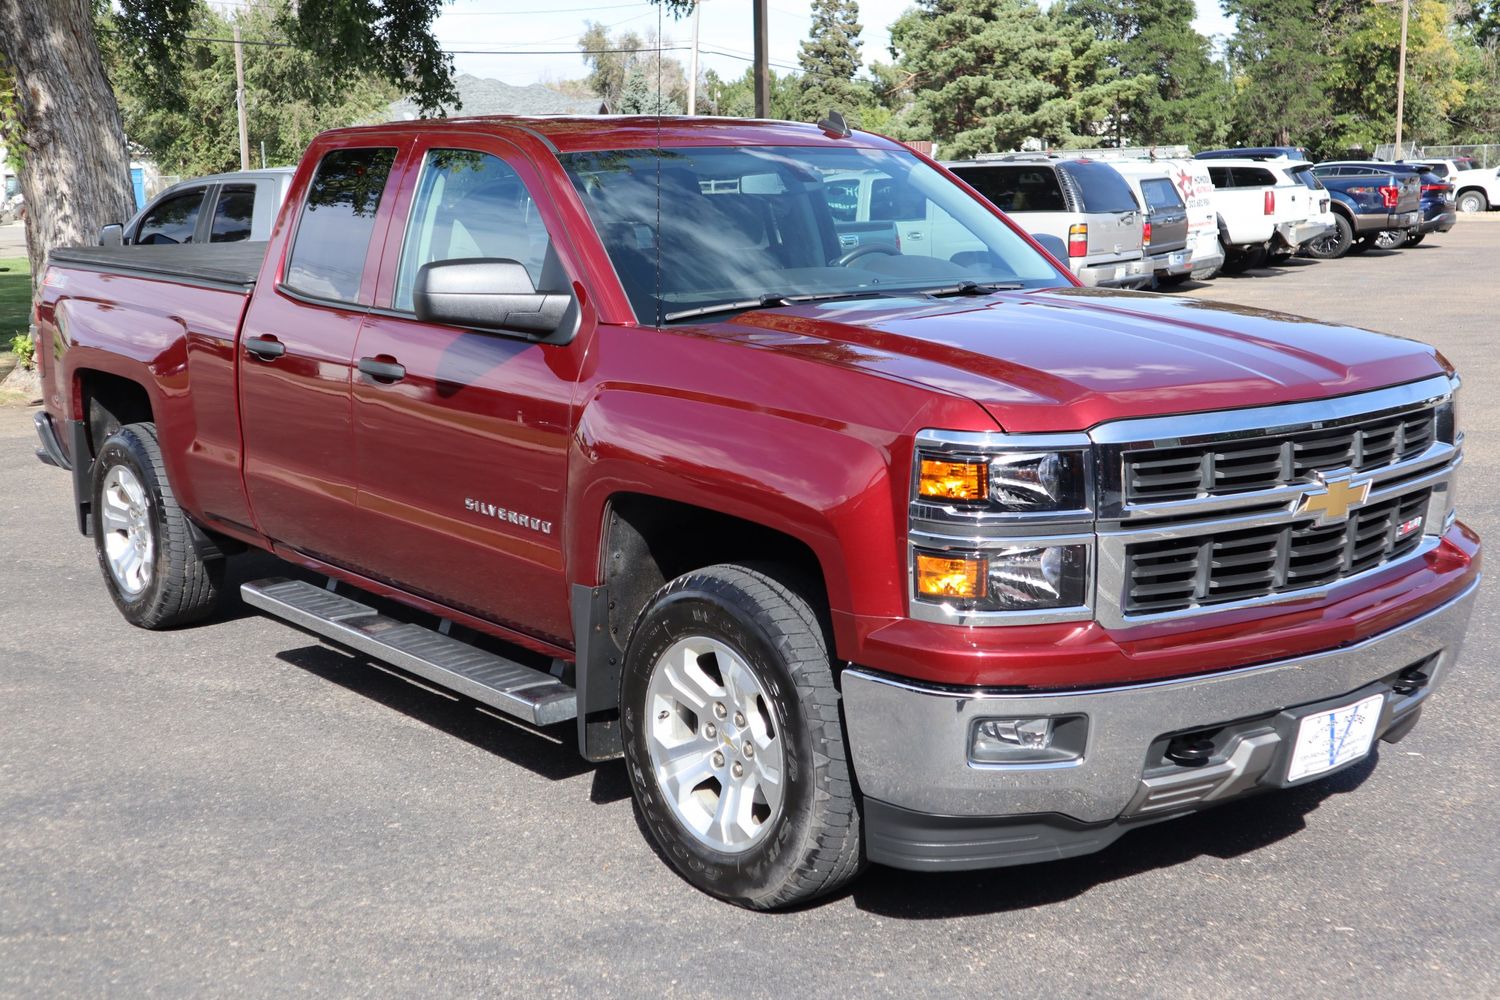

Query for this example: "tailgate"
[1145,205,1188,253]
[1086,210,1142,257]
[1397,176,1422,213]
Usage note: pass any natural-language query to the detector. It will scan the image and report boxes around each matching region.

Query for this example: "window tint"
[210,186,256,242]
[1421,162,1449,178]
[394,149,554,312]
[1289,165,1324,190]
[870,177,926,221]
[1058,161,1138,213]
[823,178,859,223]
[285,147,396,303]
[951,165,1067,213]
[1139,177,1183,211]
[136,190,205,245]
[1208,166,1232,188]
[1229,167,1275,187]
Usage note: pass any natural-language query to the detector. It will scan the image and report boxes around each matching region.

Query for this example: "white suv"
[1201,158,1335,270]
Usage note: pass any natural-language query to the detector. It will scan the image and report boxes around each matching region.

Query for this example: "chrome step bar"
[241,578,576,726]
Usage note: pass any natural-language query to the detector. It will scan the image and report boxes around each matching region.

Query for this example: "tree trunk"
[0,0,136,294]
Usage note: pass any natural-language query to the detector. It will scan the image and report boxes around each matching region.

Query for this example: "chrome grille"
[1124,489,1431,614]
[1124,406,1436,503]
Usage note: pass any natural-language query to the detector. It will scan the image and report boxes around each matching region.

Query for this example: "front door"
[350,141,587,645]
[239,142,402,562]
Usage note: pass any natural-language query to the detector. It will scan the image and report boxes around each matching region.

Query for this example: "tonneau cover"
[49,242,267,292]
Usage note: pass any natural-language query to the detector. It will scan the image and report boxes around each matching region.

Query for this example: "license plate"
[1287,694,1384,782]
[1168,252,1186,268]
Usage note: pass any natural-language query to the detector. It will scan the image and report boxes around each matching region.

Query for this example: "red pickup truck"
[31,116,1478,909]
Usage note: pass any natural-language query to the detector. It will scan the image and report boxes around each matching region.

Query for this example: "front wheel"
[92,422,223,628]
[621,564,863,909]
[1457,190,1488,214]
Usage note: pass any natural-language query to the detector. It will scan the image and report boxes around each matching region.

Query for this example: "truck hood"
[721,287,1448,433]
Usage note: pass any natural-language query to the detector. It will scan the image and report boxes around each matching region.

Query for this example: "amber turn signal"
[918,458,988,502]
[915,552,987,600]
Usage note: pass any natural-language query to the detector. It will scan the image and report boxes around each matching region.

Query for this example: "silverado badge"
[1295,472,1372,526]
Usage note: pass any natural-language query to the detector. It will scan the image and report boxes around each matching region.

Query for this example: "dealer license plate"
[1287,694,1384,782]
[1168,251,1186,268]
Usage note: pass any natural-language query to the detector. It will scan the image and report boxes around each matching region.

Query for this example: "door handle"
[358,355,406,383]
[905,231,924,240]
[244,335,285,360]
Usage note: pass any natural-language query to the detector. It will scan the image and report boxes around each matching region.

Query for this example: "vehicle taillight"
[1420,184,1448,193]
[1142,220,1152,246]
[1380,185,1400,208]
[1264,189,1275,215]
[1067,223,1087,258]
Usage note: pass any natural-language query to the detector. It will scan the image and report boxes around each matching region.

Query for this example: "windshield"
[560,145,1067,324]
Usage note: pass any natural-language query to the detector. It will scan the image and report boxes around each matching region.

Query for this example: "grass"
[0,255,31,345]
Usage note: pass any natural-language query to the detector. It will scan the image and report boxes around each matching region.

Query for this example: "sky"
[432,0,1237,91]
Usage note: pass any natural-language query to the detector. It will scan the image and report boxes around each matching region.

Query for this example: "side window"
[953,166,1065,213]
[136,190,205,245]
[1232,167,1275,187]
[285,147,397,303]
[1208,166,1232,188]
[394,148,554,312]
[210,186,256,243]
[822,179,859,223]
[870,177,926,221]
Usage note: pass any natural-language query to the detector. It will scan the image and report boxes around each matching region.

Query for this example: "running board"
[241,578,576,726]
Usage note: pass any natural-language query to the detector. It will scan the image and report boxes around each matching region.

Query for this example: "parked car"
[947,155,1150,288]
[1304,163,1423,259]
[99,168,294,247]
[1107,159,1196,284]
[1377,163,1456,248]
[1411,158,1500,215]
[1,174,20,225]
[32,117,1477,910]
[1202,158,1334,270]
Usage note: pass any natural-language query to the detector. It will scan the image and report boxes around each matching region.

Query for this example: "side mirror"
[413,258,575,343]
[99,223,125,247]
[1031,233,1068,260]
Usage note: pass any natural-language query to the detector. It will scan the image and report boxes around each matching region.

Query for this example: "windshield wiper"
[662,290,891,323]
[919,280,1025,298]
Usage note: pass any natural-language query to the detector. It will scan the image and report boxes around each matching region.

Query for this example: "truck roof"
[318,115,906,154]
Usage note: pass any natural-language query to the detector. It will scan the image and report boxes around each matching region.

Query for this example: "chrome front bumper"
[843,577,1478,831]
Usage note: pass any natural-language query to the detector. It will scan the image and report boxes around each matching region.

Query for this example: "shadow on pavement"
[847,753,1377,918]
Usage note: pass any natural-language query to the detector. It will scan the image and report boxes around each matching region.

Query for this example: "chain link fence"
[1374,143,1500,168]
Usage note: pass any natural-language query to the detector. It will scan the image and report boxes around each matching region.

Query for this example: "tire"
[621,563,863,909]
[1457,190,1488,214]
[1220,245,1266,274]
[1404,232,1426,247]
[1267,248,1293,265]
[91,422,223,629]
[1373,229,1406,250]
[1303,214,1353,259]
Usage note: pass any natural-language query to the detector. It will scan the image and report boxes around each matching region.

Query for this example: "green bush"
[10,331,34,370]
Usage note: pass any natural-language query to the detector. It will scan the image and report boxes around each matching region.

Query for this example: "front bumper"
[844,577,1478,870]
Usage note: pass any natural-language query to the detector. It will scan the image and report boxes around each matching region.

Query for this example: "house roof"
[388,74,600,120]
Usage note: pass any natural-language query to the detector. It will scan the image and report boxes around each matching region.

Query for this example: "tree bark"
[0,0,136,293]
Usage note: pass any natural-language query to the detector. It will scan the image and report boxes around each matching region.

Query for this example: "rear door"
[238,140,405,562]
[350,137,588,645]
[1058,160,1142,258]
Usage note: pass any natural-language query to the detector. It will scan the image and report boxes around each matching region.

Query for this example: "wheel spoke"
[711,775,750,844]
[717,643,757,712]
[100,502,131,533]
[663,647,717,712]
[657,741,716,802]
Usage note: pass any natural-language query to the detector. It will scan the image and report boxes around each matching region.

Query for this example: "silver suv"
[946,155,1148,288]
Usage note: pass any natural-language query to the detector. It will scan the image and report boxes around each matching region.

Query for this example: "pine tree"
[617,65,682,115]
[795,0,873,123]
[1223,0,1329,149]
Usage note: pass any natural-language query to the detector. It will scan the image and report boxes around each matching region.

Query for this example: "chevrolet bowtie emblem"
[1295,474,1372,526]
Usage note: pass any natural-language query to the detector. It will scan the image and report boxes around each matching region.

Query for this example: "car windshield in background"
[560,145,1065,324]
[1057,160,1139,214]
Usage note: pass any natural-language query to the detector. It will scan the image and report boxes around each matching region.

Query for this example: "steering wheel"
[834,243,900,267]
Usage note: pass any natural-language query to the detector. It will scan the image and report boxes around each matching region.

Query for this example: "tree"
[701,67,801,119]
[0,0,455,290]
[794,0,876,125]
[1057,0,1229,147]
[1223,0,1330,149]
[106,2,398,179]
[617,66,683,114]
[887,0,1128,157]
[579,22,687,113]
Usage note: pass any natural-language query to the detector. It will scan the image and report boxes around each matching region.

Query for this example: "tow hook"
[1165,735,1215,768]
[1392,668,1431,696]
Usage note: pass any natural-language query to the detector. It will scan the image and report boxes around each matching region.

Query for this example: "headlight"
[914,446,1091,515]
[914,541,1091,613]
[1436,382,1461,445]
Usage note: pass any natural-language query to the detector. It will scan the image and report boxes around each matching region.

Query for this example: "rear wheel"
[1302,214,1353,259]
[1404,231,1426,247]
[1457,190,1488,214]
[621,564,863,909]
[92,422,223,628]
[1373,229,1406,250]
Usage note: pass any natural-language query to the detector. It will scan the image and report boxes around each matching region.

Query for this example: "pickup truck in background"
[1416,158,1500,214]
[1203,158,1334,270]
[99,167,294,247]
[31,116,1479,909]
[1306,163,1424,259]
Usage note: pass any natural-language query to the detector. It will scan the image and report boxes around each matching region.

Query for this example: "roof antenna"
[817,110,852,139]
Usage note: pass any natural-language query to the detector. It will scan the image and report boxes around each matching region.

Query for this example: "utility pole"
[1394,0,1409,157]
[752,0,769,118]
[687,0,701,115]
[233,23,250,171]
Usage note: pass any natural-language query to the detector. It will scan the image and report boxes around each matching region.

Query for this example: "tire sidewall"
[621,583,816,905]
[92,430,168,623]
[1458,192,1484,214]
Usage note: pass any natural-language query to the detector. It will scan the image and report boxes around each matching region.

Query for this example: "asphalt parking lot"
[2,220,1497,998]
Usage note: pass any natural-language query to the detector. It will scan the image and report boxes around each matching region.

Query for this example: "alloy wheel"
[99,464,154,597]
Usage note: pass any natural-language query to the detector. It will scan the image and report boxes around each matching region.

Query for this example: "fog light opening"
[970,714,1086,765]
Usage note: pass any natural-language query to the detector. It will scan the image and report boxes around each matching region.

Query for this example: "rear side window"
[285,147,397,303]
[136,190,205,245]
[1289,165,1324,190]
[1139,177,1183,211]
[394,148,554,312]
[952,165,1067,213]
[1208,166,1233,188]
[1231,167,1275,187]
[210,186,255,242]
[1057,161,1138,213]
[1422,163,1449,178]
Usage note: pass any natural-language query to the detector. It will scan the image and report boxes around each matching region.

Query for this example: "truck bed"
[49,242,267,292]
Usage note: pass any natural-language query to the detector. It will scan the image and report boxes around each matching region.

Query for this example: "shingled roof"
[388,74,601,120]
